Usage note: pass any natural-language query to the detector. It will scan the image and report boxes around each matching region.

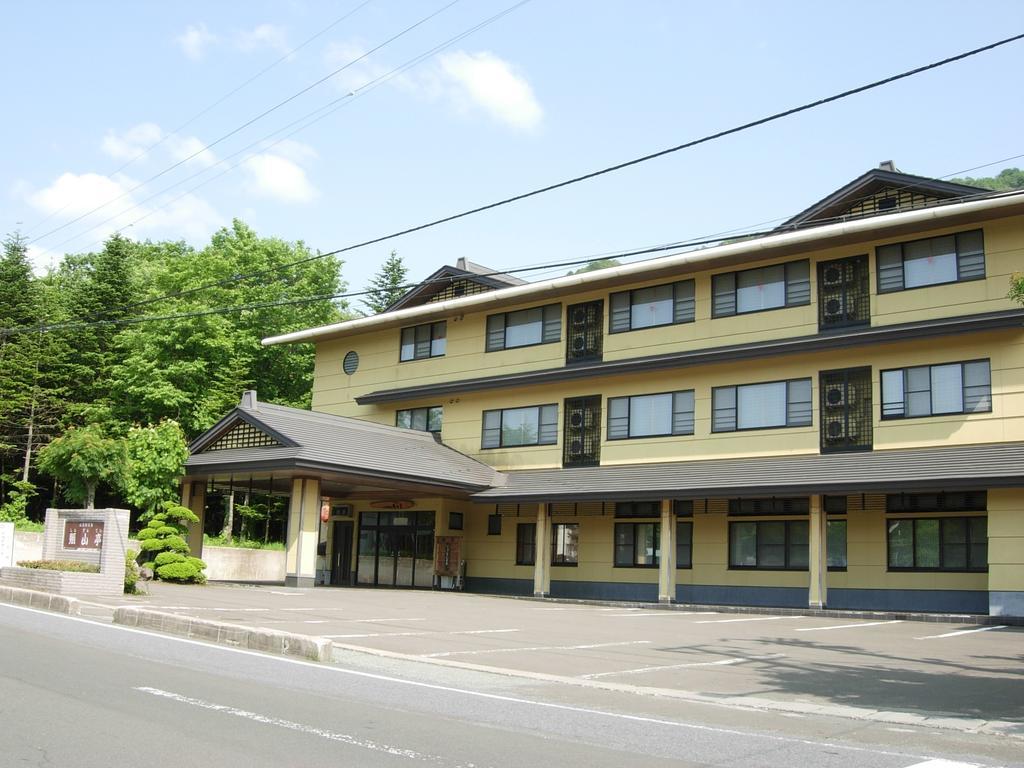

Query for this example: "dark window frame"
[395,405,443,433]
[876,229,986,294]
[880,359,992,420]
[608,279,696,334]
[399,321,447,362]
[712,259,811,318]
[485,303,562,352]
[712,378,813,433]
[487,514,502,536]
[515,523,536,565]
[606,390,695,441]
[676,519,693,569]
[614,501,661,518]
[481,404,559,449]
[728,519,809,571]
[826,518,848,572]
[448,511,464,531]
[551,522,579,566]
[886,491,987,513]
[886,516,988,572]
[614,521,660,568]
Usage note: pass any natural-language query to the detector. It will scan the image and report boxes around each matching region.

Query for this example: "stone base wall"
[0,565,122,596]
[204,546,285,583]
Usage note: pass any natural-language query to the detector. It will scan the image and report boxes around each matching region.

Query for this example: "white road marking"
[327,632,431,639]
[0,605,973,762]
[695,616,796,624]
[606,612,713,618]
[268,591,303,596]
[915,625,1007,640]
[795,620,903,632]
[302,620,330,624]
[134,687,452,763]
[149,606,272,612]
[422,640,651,658]
[581,654,785,679]
[448,629,520,635]
[902,760,980,768]
[349,617,428,623]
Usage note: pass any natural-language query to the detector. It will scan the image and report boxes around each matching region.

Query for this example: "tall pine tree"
[362,250,409,314]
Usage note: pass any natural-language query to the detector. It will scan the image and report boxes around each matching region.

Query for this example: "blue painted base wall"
[677,584,806,608]
[989,591,1024,617]
[551,580,658,602]
[464,576,532,596]
[828,588,988,614]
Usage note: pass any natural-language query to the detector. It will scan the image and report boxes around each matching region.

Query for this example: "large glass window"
[609,280,695,333]
[399,321,446,361]
[712,379,812,432]
[607,391,694,439]
[396,406,443,433]
[614,522,660,567]
[826,519,847,570]
[486,304,561,351]
[481,404,558,449]
[676,520,693,569]
[551,523,579,566]
[712,260,810,317]
[887,517,987,571]
[516,523,536,565]
[729,520,809,569]
[877,229,985,293]
[881,360,991,419]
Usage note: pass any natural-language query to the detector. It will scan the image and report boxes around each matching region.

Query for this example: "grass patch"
[203,534,285,551]
[14,519,44,532]
[16,560,100,573]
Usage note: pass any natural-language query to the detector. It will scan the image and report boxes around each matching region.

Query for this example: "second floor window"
[486,304,561,351]
[607,391,695,439]
[712,379,812,432]
[400,321,446,361]
[396,406,442,433]
[712,260,810,317]
[481,404,558,448]
[877,229,985,292]
[881,360,991,419]
[609,280,695,333]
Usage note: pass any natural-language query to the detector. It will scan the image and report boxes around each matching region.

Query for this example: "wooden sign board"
[433,536,462,577]
[63,520,104,550]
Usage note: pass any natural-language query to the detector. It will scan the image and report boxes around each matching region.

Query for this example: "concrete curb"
[112,607,332,662]
[329,641,1024,740]
[0,584,82,616]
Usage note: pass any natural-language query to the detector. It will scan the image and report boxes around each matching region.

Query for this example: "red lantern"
[320,501,331,522]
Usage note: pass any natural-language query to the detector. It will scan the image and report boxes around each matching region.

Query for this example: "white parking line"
[327,632,431,639]
[695,616,796,624]
[349,617,428,623]
[449,629,520,635]
[902,759,980,768]
[795,620,903,632]
[581,654,785,679]
[422,640,652,659]
[606,612,714,618]
[915,625,1007,640]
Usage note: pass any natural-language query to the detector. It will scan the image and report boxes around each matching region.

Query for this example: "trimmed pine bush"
[136,502,206,584]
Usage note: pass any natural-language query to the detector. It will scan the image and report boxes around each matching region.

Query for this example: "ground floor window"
[729,520,808,570]
[552,523,579,566]
[614,522,659,567]
[676,520,692,569]
[887,516,987,571]
[357,511,435,588]
[516,523,536,565]
[827,519,847,570]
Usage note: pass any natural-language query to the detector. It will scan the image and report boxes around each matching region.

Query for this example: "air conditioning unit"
[824,416,858,444]
[822,295,847,322]
[568,438,585,456]
[822,383,847,409]
[572,307,589,326]
[822,264,848,287]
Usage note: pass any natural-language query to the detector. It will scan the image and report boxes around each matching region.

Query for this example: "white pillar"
[808,494,827,609]
[658,499,676,603]
[533,503,550,597]
[285,477,321,588]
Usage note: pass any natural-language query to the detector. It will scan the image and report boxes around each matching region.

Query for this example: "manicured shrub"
[154,551,186,567]
[156,560,206,583]
[134,502,206,584]
[17,560,100,573]
[136,528,156,541]
[124,549,140,594]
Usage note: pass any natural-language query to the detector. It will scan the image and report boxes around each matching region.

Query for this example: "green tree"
[36,424,126,508]
[120,421,189,518]
[135,501,206,583]
[362,250,409,314]
[949,167,1024,192]
[567,258,621,275]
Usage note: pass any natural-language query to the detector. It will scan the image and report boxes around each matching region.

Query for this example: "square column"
[533,503,551,597]
[658,499,676,603]
[808,494,827,609]
[181,481,206,559]
[285,477,321,588]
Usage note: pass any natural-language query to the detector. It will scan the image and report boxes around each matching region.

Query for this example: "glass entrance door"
[357,511,436,588]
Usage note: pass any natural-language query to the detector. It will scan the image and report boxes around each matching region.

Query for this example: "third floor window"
[607,391,694,440]
[486,304,561,352]
[609,280,695,333]
[712,378,813,432]
[399,321,446,361]
[712,260,810,317]
[877,229,985,293]
[482,404,558,448]
[881,359,991,419]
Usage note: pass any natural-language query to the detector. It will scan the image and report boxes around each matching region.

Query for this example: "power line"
[27,0,462,246]
[22,1,376,236]
[49,0,533,256]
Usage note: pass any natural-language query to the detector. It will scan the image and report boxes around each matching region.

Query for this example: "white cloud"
[242,152,317,203]
[236,23,290,55]
[437,51,543,131]
[323,41,391,94]
[24,171,224,256]
[176,23,216,60]
[101,123,216,168]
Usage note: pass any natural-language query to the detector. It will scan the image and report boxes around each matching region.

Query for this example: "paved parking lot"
[88,583,1024,727]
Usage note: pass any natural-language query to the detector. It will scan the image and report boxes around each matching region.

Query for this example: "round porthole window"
[342,351,359,375]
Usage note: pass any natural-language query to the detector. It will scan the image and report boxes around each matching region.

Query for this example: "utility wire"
[22,0,375,236]
[27,0,462,246]
[52,29,1023,316]
[50,0,533,256]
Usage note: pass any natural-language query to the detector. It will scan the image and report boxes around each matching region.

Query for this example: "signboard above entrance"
[370,500,414,510]
[63,520,104,550]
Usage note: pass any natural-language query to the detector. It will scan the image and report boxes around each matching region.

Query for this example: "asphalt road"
[1,603,1019,768]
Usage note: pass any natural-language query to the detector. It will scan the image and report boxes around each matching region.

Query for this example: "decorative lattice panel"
[427,279,494,303]
[205,422,282,451]
[843,187,942,219]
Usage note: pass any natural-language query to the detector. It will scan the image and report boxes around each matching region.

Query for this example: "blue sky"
[4,1,1023,299]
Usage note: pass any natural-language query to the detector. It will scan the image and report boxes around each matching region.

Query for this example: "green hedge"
[16,560,100,573]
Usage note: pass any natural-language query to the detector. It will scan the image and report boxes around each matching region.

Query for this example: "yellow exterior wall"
[988,488,1024,593]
